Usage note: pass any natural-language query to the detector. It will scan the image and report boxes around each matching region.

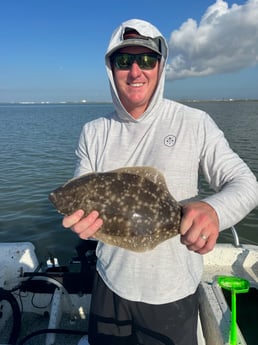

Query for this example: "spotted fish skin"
[49,167,182,252]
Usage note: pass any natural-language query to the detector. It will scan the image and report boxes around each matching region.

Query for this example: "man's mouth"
[128,82,144,87]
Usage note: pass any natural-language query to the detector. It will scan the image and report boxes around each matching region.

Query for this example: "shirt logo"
[164,135,176,147]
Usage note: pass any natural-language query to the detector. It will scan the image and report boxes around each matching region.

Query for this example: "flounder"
[49,167,182,252]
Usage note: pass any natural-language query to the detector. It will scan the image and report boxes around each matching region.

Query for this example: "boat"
[0,226,257,345]
[199,227,258,345]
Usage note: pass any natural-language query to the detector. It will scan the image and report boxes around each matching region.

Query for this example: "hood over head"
[105,19,168,121]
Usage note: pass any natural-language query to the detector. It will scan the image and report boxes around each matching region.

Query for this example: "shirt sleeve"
[199,114,258,230]
[73,124,94,177]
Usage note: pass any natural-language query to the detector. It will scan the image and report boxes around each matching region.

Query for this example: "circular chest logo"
[164,135,176,147]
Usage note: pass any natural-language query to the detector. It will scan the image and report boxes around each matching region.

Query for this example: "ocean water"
[0,101,257,264]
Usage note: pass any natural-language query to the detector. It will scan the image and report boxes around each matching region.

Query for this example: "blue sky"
[1,0,257,102]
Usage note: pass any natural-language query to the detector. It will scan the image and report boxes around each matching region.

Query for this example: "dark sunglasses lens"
[114,54,134,70]
[138,54,158,69]
[113,53,159,70]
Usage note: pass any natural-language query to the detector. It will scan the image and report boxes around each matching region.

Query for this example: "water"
[0,101,257,264]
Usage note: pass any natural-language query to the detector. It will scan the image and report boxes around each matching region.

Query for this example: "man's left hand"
[180,201,219,254]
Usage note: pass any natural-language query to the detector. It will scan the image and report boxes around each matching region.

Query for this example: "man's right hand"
[62,210,103,240]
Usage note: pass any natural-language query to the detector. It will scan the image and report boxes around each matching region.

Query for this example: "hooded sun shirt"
[74,19,258,304]
[105,19,167,123]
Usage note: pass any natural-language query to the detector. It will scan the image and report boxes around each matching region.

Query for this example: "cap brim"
[108,38,161,57]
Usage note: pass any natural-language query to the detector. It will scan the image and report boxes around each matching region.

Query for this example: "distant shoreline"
[0,101,113,105]
[0,99,257,105]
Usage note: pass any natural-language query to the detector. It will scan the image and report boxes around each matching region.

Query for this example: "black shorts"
[88,273,199,345]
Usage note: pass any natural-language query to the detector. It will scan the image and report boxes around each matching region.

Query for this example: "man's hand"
[180,201,219,254]
[62,210,103,240]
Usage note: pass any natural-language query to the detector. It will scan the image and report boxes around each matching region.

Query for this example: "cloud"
[166,0,258,80]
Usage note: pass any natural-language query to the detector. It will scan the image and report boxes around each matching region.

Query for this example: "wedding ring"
[200,234,208,241]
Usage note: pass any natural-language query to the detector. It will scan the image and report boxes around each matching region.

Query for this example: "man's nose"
[129,61,142,77]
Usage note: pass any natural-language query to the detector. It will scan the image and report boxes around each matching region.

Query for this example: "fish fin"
[109,166,167,187]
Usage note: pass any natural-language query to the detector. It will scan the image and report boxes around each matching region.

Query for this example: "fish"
[49,166,182,252]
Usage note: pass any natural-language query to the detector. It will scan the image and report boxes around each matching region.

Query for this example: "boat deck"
[1,242,258,345]
[200,243,258,345]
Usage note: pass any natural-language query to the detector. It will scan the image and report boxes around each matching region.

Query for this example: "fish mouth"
[48,192,57,205]
[48,192,67,215]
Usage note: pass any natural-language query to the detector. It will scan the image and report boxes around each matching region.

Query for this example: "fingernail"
[77,209,84,218]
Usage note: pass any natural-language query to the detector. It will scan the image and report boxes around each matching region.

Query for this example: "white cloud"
[166,0,258,80]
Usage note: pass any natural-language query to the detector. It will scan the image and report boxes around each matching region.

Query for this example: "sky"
[0,0,258,102]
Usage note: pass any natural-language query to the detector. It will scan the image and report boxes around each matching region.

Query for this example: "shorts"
[88,273,199,345]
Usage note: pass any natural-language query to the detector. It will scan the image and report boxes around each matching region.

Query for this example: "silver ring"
[200,234,208,241]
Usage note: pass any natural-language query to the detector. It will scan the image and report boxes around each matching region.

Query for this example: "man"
[63,19,258,345]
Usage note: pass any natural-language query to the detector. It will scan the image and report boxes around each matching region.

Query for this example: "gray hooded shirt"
[74,19,258,304]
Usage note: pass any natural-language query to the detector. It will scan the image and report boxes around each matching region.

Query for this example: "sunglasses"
[111,53,160,70]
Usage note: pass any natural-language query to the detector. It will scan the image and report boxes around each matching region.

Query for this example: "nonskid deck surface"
[1,311,89,345]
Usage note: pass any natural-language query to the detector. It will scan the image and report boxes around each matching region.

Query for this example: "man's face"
[112,46,160,118]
